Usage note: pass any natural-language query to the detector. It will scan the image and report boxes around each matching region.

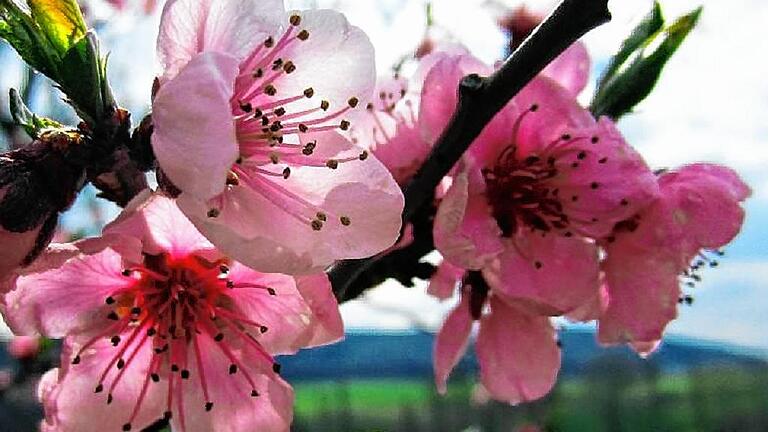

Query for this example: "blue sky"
[2,0,766,352]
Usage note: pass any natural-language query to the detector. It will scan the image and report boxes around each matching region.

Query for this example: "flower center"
[70,253,280,430]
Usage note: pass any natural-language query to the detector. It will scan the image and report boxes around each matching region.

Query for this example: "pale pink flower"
[427,51,658,315]
[151,0,404,274]
[598,164,750,351]
[432,269,561,404]
[8,335,41,360]
[5,193,343,432]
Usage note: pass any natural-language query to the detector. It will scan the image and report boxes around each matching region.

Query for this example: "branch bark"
[329,0,611,301]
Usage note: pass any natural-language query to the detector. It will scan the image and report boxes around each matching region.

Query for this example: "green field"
[291,365,768,432]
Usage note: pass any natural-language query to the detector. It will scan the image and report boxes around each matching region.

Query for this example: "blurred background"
[1,0,767,431]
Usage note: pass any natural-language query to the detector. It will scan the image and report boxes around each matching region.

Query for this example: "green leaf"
[9,87,62,138]
[59,31,105,123]
[590,5,703,120]
[598,1,664,88]
[27,0,87,54]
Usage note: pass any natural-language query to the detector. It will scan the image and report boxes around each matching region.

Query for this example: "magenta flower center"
[71,253,279,430]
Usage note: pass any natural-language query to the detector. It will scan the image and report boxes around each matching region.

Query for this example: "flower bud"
[8,335,40,360]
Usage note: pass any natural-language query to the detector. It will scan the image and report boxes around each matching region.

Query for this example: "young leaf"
[598,1,664,88]
[590,5,702,120]
[27,0,87,54]
[9,87,62,138]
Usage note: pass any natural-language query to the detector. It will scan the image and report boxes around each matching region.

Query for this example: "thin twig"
[329,0,611,301]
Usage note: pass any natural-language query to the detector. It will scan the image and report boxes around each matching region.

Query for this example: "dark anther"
[561,133,572,141]
[591,136,599,144]
[151,373,160,383]
[107,312,119,321]
[311,220,323,232]
[94,384,104,393]
[534,261,543,269]
[239,102,253,113]
[207,208,221,218]
[131,307,141,315]
[147,328,157,337]
[340,216,351,226]
[320,100,330,111]
[111,336,121,346]
[121,269,132,276]
[260,326,269,334]
[226,280,235,289]
[303,87,315,98]
[297,30,310,40]
[264,37,274,48]
[348,97,359,108]
[251,390,260,397]
[106,296,116,305]
[267,288,277,296]
[72,356,81,365]
[283,62,296,74]
[122,423,132,431]
[163,411,172,420]
[577,151,587,160]
[289,14,301,26]
[530,104,539,112]
[316,212,327,222]
[359,151,369,161]
[205,402,214,412]
[326,159,339,169]
[598,157,608,164]
[620,199,629,206]
[171,364,180,372]
[590,182,599,190]
[282,167,291,179]
[272,363,282,374]
[117,359,125,369]
[107,394,114,404]
[340,120,351,131]
[214,333,224,342]
[264,85,277,96]
[298,124,309,133]
[181,370,190,379]
[229,364,238,374]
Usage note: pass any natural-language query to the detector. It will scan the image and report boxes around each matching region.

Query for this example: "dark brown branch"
[329,0,611,301]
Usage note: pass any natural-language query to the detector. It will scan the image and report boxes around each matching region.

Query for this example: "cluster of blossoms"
[0,0,750,430]
[352,43,749,403]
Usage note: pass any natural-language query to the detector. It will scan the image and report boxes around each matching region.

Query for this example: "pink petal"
[264,9,376,116]
[178,131,404,274]
[599,245,681,345]
[172,334,294,432]
[295,274,344,347]
[420,53,492,145]
[493,231,599,315]
[428,261,465,300]
[434,296,473,394]
[157,0,285,81]
[546,117,659,238]
[656,163,750,250]
[566,282,608,323]
[39,338,166,432]
[4,247,137,337]
[105,192,214,258]
[152,52,241,200]
[476,298,560,404]
[433,166,504,270]
[541,41,590,96]
[225,264,314,355]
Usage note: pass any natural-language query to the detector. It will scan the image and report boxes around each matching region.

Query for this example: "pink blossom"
[428,51,658,315]
[151,0,403,274]
[0,220,41,283]
[5,193,343,431]
[8,335,41,360]
[598,164,750,351]
[432,270,561,404]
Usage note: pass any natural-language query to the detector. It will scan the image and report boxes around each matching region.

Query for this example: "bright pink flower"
[428,52,658,315]
[151,0,404,274]
[5,193,343,432]
[8,335,41,360]
[598,164,750,350]
[432,270,561,404]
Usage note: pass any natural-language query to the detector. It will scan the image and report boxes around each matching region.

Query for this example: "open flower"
[4,193,343,432]
[427,51,658,315]
[152,0,404,274]
[597,164,750,351]
[431,269,561,405]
